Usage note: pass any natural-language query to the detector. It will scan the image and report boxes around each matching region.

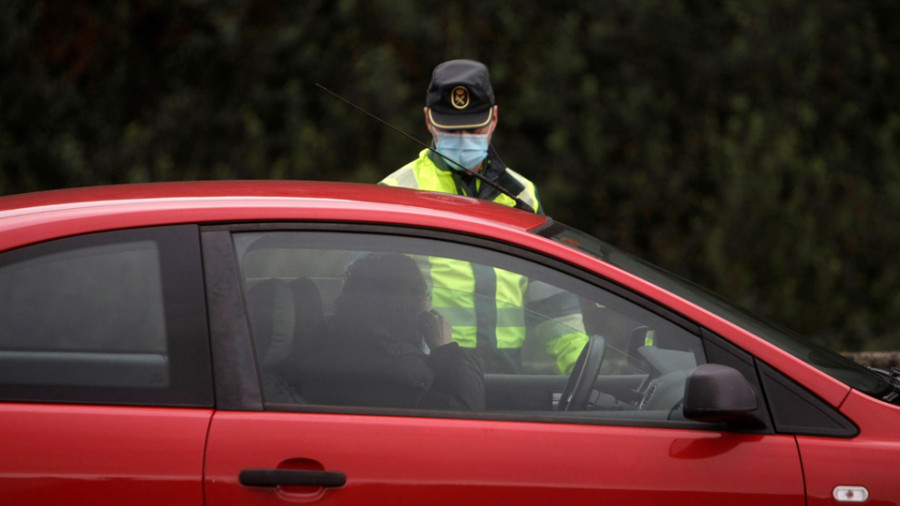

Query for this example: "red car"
[0,181,897,505]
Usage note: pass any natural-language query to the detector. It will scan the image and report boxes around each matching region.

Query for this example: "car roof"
[0,180,549,250]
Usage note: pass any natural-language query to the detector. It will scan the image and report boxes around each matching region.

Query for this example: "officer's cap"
[426,59,495,130]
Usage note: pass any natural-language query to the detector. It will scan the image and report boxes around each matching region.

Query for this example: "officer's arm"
[525,280,589,374]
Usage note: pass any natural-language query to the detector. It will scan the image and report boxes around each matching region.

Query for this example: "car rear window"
[0,225,213,406]
[0,241,168,388]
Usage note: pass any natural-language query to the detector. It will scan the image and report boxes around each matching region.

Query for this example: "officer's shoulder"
[503,167,535,185]
[381,157,426,186]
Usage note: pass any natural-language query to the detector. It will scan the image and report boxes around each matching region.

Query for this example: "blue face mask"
[434,132,490,172]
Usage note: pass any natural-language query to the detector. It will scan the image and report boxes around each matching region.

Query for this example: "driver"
[299,253,485,410]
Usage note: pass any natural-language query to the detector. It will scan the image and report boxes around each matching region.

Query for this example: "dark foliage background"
[3,1,900,351]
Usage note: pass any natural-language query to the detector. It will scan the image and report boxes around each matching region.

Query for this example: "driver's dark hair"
[335,253,427,319]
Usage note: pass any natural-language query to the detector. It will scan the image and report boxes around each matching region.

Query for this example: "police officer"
[381,59,586,374]
[381,59,542,212]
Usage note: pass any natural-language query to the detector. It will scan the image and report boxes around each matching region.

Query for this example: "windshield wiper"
[869,367,900,403]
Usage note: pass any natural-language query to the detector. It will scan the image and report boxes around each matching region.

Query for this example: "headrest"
[247,278,296,369]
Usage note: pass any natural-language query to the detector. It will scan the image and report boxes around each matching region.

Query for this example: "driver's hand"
[419,309,453,349]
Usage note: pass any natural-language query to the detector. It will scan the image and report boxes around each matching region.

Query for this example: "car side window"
[0,226,213,407]
[235,231,704,422]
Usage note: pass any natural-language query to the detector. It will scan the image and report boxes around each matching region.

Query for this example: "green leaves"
[2,0,899,350]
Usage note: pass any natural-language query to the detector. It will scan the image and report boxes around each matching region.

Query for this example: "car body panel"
[0,403,211,505]
[205,411,804,505]
[798,389,900,505]
[0,181,546,250]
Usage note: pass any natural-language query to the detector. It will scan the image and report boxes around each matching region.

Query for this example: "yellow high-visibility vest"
[381,149,585,373]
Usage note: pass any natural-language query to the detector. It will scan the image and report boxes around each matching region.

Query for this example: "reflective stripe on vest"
[424,256,527,350]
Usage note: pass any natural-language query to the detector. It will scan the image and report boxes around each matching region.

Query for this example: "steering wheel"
[557,335,606,411]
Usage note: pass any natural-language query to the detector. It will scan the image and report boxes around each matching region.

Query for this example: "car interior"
[237,231,709,423]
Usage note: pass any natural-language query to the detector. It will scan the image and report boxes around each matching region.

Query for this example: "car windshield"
[536,220,896,402]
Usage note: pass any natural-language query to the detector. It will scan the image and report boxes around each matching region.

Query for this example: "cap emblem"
[451,86,470,109]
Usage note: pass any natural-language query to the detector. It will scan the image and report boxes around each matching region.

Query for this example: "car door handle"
[239,468,347,488]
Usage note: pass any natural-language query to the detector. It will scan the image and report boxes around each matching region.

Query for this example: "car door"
[0,225,214,505]
[202,225,805,505]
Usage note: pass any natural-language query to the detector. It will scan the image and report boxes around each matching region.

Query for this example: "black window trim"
[202,228,265,411]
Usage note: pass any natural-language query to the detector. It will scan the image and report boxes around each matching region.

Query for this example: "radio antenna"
[316,83,535,213]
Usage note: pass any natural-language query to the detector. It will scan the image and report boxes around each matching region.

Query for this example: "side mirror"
[683,364,761,427]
